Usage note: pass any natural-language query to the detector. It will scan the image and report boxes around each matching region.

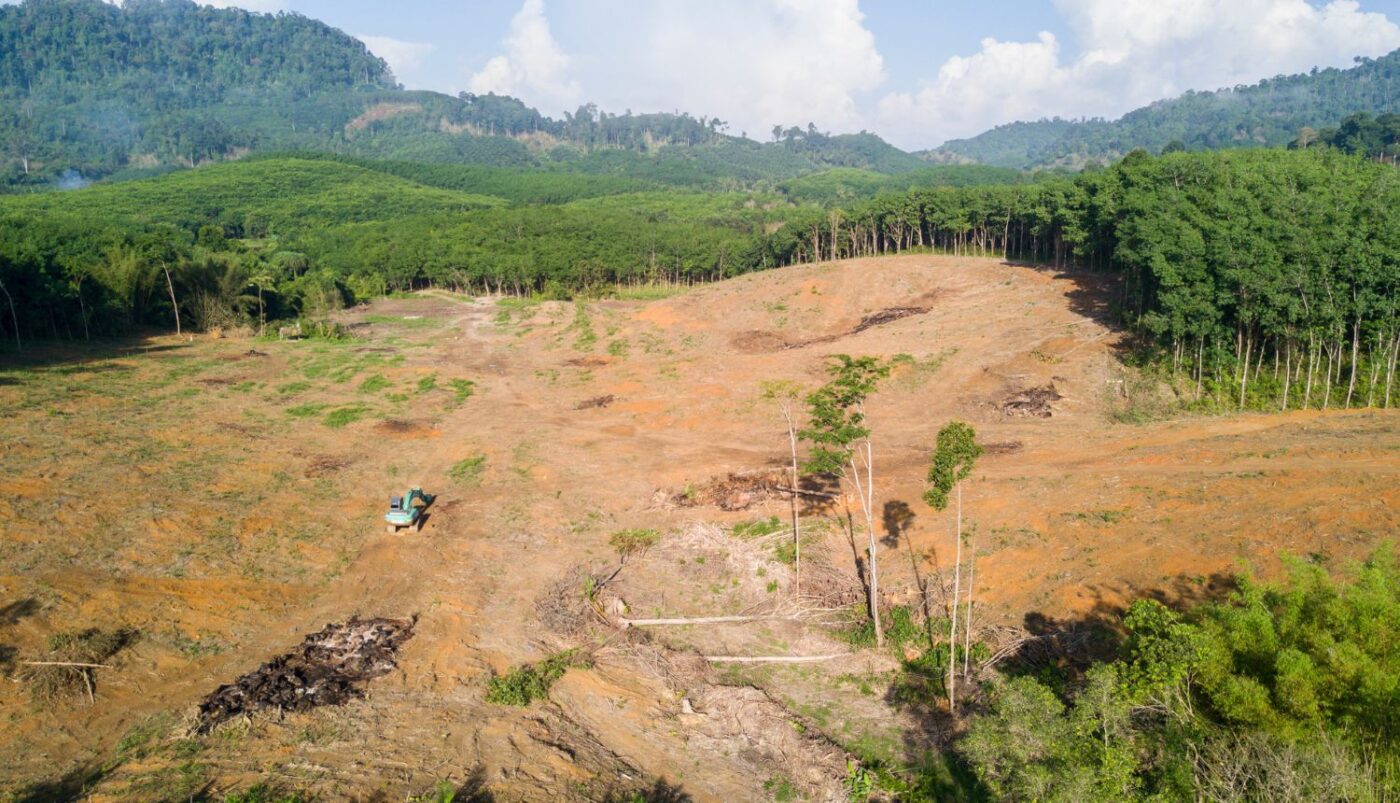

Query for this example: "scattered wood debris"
[851,306,931,334]
[304,455,352,478]
[1001,385,1062,418]
[672,470,787,511]
[575,395,616,410]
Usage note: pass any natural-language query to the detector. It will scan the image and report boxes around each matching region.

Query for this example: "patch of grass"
[1061,509,1127,524]
[607,338,630,358]
[840,605,926,653]
[357,374,391,393]
[222,782,309,803]
[449,454,487,486]
[117,712,176,761]
[275,381,311,396]
[485,649,583,706]
[124,761,208,803]
[733,516,784,539]
[570,301,598,352]
[322,405,371,428]
[889,348,957,390]
[417,374,438,393]
[763,775,798,802]
[448,378,476,405]
[607,283,686,301]
[364,314,438,329]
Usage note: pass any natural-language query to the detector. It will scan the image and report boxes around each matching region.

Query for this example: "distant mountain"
[0,0,923,189]
[925,49,1400,169]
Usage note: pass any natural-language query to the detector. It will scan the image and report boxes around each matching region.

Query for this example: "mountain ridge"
[923,49,1400,168]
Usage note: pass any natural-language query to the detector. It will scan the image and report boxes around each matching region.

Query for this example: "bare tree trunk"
[1238,333,1251,410]
[1323,342,1334,410]
[1346,318,1360,409]
[1385,331,1399,409]
[781,402,802,596]
[1304,333,1316,409]
[848,447,882,648]
[963,535,976,678]
[162,263,181,336]
[1281,340,1290,411]
[948,482,963,716]
[0,279,19,350]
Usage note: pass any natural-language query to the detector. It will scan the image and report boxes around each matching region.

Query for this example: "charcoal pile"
[195,616,415,733]
[1001,385,1062,418]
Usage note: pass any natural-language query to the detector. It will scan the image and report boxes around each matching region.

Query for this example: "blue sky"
[109,1,1400,148]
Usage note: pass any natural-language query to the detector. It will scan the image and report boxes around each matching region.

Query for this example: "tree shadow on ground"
[0,336,196,373]
[0,597,41,673]
[5,764,110,803]
[602,778,691,802]
[886,569,1238,801]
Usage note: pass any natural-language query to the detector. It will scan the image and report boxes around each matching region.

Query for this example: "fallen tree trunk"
[703,654,851,664]
[621,615,791,627]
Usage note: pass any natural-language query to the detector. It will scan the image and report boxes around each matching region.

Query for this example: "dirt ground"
[1,255,1396,801]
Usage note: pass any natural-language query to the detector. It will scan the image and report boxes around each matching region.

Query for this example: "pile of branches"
[195,616,415,733]
[672,470,788,511]
[1001,385,1062,418]
[23,627,137,703]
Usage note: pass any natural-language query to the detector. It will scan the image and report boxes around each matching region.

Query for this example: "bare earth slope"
[1,255,1396,800]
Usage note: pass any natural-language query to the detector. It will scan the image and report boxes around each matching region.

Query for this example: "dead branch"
[21,661,112,669]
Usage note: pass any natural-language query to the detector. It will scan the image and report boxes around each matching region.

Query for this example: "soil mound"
[195,616,415,733]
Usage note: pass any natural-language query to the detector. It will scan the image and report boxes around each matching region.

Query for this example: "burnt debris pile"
[196,616,415,733]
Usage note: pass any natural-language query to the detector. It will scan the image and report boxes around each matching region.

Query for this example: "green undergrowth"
[485,649,586,706]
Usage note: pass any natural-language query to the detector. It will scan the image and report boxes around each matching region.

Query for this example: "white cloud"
[467,0,885,137]
[468,0,582,115]
[877,0,1400,149]
[357,34,436,86]
[588,0,885,138]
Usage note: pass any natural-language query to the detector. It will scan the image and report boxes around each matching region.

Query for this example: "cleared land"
[1,255,1396,800]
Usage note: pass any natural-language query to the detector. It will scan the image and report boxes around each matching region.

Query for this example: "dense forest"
[928,49,1400,168]
[0,0,931,189]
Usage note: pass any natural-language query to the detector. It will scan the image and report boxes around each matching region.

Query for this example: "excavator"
[385,487,433,533]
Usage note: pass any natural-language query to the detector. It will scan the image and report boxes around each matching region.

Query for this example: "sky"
[79,1,1400,149]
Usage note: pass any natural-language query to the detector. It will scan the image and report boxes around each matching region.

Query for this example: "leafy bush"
[485,650,580,706]
[959,547,1400,800]
[609,528,660,562]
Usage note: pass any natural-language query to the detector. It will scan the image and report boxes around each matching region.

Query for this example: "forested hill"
[926,48,1400,169]
[0,0,924,189]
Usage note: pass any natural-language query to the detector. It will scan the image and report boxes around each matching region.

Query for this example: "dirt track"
[1,255,1396,799]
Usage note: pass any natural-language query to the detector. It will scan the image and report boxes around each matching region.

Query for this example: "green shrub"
[485,650,580,706]
[609,528,660,561]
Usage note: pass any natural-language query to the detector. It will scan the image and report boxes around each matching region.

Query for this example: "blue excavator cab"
[385,487,434,533]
